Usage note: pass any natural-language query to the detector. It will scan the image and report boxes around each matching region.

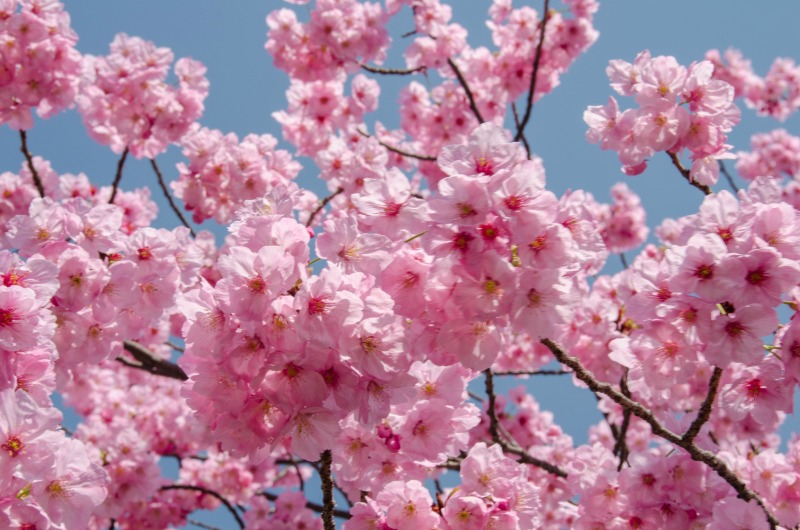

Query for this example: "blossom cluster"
[171,125,303,224]
[0,0,82,129]
[707,47,800,121]
[77,33,209,159]
[584,51,740,184]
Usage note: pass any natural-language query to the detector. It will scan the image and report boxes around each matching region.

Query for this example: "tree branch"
[359,63,426,76]
[19,130,45,197]
[108,147,130,204]
[682,366,724,444]
[306,187,344,227]
[718,160,740,193]
[613,376,632,471]
[541,338,780,529]
[119,340,188,381]
[514,0,551,142]
[356,129,437,161]
[160,484,245,529]
[260,491,351,520]
[447,58,485,124]
[320,450,336,530]
[187,519,224,530]
[493,369,571,376]
[511,102,532,157]
[150,158,197,237]
[483,369,568,478]
[667,152,712,196]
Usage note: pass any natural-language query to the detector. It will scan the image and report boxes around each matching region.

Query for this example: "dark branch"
[718,160,740,193]
[541,338,780,529]
[320,449,336,530]
[187,519,224,530]
[306,187,344,227]
[108,147,129,204]
[447,58,485,124]
[511,102,532,157]
[613,376,632,471]
[514,0,551,142]
[160,484,244,529]
[356,129,437,161]
[119,340,188,381]
[150,158,197,237]
[682,367,724,444]
[19,130,45,197]
[493,369,571,376]
[359,63,426,76]
[667,152,712,196]
[483,369,568,478]
[260,491,351,520]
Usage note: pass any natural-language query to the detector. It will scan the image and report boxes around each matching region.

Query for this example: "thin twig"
[187,519,224,530]
[150,158,197,237]
[109,147,129,204]
[483,369,568,478]
[359,63,426,76]
[484,369,502,444]
[666,152,712,196]
[19,130,45,197]
[511,102,532,157]
[319,450,336,530]
[306,187,344,227]
[260,491,351,520]
[682,367,724,444]
[493,369,571,376]
[718,160,740,193]
[160,485,245,529]
[356,129,436,161]
[541,338,780,529]
[514,0,551,142]
[447,58,485,124]
[119,340,188,381]
[166,341,185,353]
[108,519,116,530]
[620,253,628,269]
[614,376,632,471]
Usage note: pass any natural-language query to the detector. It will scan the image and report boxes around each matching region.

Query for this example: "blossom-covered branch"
[541,338,781,529]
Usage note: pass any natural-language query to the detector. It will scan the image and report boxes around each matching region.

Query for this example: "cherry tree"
[1,0,800,529]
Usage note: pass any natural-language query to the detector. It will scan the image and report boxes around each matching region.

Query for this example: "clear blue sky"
[3,1,799,528]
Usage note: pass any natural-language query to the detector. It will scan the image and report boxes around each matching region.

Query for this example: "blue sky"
[3,1,800,528]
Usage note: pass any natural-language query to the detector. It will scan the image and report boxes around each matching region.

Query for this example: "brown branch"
[493,369,571,376]
[119,340,188,381]
[359,63,426,76]
[667,152,712,196]
[319,450,336,530]
[356,129,437,161]
[160,484,244,529]
[483,369,568,478]
[150,158,197,237]
[260,491,351,520]
[19,130,45,197]
[718,160,740,193]
[541,338,780,529]
[108,147,129,204]
[511,102,532,157]
[447,58,485,124]
[514,0,551,142]
[614,376,632,471]
[187,519,224,530]
[306,187,344,227]
[682,366,724,444]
